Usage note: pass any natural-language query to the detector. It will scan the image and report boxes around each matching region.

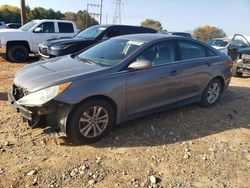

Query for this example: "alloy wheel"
[78,106,109,138]
[207,82,220,104]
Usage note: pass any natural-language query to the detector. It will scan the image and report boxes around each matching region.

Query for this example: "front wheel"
[7,45,29,62]
[67,100,115,144]
[200,79,222,107]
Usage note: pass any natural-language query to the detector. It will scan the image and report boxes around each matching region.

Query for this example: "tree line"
[141,19,226,41]
[0,5,226,41]
[0,5,98,29]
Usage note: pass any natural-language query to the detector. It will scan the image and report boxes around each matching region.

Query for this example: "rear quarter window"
[206,48,218,57]
[178,40,206,60]
[58,22,74,33]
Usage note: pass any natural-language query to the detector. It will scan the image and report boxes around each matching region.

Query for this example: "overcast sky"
[1,0,250,36]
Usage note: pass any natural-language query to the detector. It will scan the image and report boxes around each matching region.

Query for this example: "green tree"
[0,5,20,23]
[27,7,64,21]
[0,5,98,29]
[141,19,163,31]
[193,25,226,42]
[64,10,98,30]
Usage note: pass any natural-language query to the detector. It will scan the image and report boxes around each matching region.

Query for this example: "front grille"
[39,45,50,56]
[12,84,25,101]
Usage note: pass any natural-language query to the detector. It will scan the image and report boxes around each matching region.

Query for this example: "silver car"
[8,34,233,144]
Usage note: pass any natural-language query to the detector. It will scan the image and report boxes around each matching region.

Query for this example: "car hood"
[42,37,94,47]
[212,46,227,50]
[0,28,23,33]
[14,55,109,92]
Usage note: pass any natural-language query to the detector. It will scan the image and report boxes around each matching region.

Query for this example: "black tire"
[200,79,222,107]
[232,65,243,77]
[67,100,115,144]
[7,45,29,62]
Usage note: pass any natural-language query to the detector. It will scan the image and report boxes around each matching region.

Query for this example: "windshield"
[77,38,144,67]
[76,25,107,39]
[19,20,38,31]
[206,39,229,47]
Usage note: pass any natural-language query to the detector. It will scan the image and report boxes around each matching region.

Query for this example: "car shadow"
[0,53,40,64]
[0,92,8,101]
[241,75,250,79]
[46,85,250,147]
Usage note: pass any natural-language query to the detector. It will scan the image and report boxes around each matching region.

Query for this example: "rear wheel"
[200,79,222,107]
[7,45,29,62]
[67,100,115,144]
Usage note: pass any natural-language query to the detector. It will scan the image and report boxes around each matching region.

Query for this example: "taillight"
[224,60,233,68]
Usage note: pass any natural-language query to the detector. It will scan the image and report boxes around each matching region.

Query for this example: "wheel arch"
[6,40,31,52]
[77,95,118,117]
[57,95,119,135]
[212,75,225,92]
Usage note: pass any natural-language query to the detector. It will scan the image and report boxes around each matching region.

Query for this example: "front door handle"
[170,70,178,76]
[207,63,212,67]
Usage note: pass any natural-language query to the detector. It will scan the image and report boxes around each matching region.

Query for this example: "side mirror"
[34,27,42,33]
[128,59,152,71]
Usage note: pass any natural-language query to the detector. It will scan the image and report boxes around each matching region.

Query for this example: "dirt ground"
[0,55,249,188]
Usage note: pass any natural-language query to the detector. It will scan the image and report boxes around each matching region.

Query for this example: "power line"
[113,0,122,24]
[86,0,103,28]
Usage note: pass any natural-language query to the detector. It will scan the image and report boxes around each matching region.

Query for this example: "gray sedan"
[8,34,232,144]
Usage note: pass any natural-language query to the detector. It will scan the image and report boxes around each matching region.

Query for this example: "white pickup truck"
[0,19,78,62]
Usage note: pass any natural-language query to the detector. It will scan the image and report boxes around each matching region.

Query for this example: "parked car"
[233,47,250,77]
[0,21,5,29]
[0,19,78,62]
[159,30,192,38]
[167,32,192,38]
[5,23,21,29]
[38,24,157,59]
[207,34,250,77]
[8,34,232,144]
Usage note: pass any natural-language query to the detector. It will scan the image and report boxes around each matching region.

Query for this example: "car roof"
[91,24,156,30]
[33,19,75,23]
[115,33,181,42]
[168,31,190,34]
[211,38,230,41]
[6,23,21,25]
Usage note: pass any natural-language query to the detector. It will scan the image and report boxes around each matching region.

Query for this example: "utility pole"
[20,0,26,25]
[86,0,103,28]
[106,13,108,24]
[113,0,122,24]
[100,0,103,24]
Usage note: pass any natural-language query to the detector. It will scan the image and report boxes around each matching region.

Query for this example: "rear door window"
[36,22,55,33]
[106,28,120,38]
[178,40,206,60]
[137,40,176,66]
[58,22,74,33]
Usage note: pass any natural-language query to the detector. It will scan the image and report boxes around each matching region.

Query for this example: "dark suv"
[38,24,157,59]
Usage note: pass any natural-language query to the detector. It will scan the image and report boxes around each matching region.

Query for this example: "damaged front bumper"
[235,55,250,75]
[8,91,73,134]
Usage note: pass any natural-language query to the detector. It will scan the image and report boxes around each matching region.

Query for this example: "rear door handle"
[170,70,178,76]
[207,63,212,67]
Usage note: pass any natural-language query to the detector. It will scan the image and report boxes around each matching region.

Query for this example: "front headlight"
[51,44,73,50]
[16,82,71,107]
